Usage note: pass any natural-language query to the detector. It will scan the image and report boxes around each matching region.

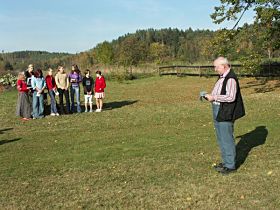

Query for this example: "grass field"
[0,76,280,209]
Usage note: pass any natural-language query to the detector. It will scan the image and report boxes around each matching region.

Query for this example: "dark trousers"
[58,88,70,114]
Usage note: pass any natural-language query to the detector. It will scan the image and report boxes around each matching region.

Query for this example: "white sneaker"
[56,113,60,116]
[50,113,56,116]
[95,109,101,112]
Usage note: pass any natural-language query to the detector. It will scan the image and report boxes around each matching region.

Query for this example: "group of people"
[16,64,106,120]
[16,56,246,175]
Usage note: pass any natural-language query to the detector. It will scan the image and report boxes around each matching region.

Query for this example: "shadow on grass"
[104,100,138,110]
[43,100,139,114]
[0,128,13,134]
[236,126,268,169]
[0,128,21,146]
[0,138,21,146]
[242,78,280,93]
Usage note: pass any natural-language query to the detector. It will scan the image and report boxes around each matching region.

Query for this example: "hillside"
[1,25,280,73]
[0,51,71,72]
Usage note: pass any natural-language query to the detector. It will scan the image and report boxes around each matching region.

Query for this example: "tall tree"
[94,41,113,66]
[149,43,169,64]
[211,0,280,58]
[116,36,148,67]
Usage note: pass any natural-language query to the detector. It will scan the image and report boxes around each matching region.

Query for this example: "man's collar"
[220,68,231,78]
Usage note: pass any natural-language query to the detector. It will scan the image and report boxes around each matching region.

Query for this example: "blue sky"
[0,0,255,53]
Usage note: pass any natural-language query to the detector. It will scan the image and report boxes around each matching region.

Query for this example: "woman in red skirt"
[94,70,106,112]
[16,72,32,120]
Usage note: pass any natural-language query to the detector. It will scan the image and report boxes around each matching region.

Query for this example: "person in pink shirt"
[94,70,106,112]
[205,57,245,175]
[45,68,59,116]
[16,72,32,120]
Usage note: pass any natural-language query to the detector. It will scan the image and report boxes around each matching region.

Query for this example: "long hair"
[34,69,43,78]
[57,66,64,74]
[27,64,33,72]
[72,64,80,74]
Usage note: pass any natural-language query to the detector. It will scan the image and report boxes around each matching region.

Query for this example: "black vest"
[216,70,245,122]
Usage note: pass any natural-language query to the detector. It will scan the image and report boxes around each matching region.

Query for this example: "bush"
[0,73,17,87]
[240,54,262,75]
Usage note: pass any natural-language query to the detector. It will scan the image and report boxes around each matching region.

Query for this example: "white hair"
[215,57,230,65]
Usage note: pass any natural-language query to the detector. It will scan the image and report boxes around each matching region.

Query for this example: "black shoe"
[220,167,236,175]
[213,163,224,172]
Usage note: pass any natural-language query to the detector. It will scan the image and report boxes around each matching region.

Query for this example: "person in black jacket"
[24,64,34,116]
[82,69,94,112]
[24,64,34,89]
[205,57,245,175]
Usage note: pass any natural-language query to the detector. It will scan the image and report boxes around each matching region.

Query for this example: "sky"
[0,0,255,53]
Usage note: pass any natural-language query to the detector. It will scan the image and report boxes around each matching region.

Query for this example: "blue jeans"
[212,104,236,169]
[33,91,44,118]
[48,90,58,114]
[70,86,81,113]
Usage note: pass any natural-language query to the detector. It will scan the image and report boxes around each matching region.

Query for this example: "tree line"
[1,0,279,74]
[1,24,279,74]
[1,26,279,74]
[0,51,70,73]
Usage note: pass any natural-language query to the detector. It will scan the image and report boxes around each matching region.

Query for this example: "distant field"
[0,76,279,209]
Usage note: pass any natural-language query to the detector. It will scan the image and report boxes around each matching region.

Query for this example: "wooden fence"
[159,64,280,77]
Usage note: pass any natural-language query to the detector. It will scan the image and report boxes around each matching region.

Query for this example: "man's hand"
[205,94,215,102]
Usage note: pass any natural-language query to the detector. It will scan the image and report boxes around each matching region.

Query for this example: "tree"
[94,41,113,66]
[78,52,94,70]
[211,0,280,58]
[202,29,237,60]
[149,43,169,64]
[117,36,148,67]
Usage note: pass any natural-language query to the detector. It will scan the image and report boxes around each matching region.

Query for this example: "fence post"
[176,66,179,77]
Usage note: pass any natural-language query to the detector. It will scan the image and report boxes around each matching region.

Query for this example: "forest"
[1,0,279,75]
[1,24,279,75]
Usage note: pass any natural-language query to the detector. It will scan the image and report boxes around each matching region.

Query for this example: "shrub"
[0,73,17,87]
[239,54,262,75]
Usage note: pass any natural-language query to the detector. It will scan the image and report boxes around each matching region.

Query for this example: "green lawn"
[0,76,279,209]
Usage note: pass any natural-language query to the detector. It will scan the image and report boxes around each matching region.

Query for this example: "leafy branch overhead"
[210,0,280,67]
[211,0,280,26]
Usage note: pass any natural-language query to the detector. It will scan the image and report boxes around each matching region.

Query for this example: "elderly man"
[205,57,245,175]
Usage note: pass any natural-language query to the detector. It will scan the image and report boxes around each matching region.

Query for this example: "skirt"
[95,92,105,99]
[16,92,32,118]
